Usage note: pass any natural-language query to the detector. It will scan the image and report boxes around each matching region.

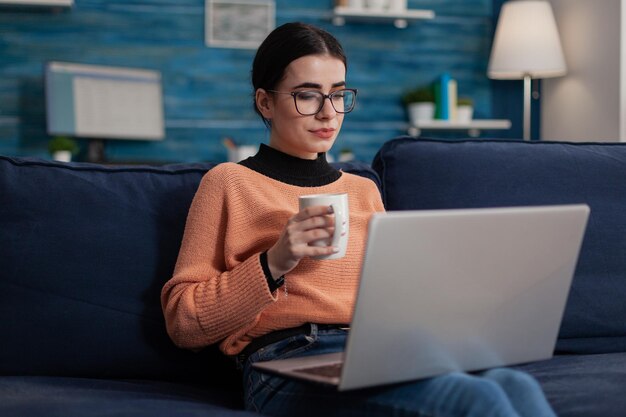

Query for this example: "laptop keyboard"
[292,362,343,378]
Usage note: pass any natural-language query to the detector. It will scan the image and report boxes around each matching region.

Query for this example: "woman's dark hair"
[252,22,347,125]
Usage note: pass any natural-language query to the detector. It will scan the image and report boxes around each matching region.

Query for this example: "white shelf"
[332,6,435,28]
[408,119,512,137]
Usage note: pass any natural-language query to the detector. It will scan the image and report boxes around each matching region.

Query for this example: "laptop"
[253,204,590,391]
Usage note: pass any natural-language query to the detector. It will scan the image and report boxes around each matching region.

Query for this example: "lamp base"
[87,139,105,163]
[523,75,531,141]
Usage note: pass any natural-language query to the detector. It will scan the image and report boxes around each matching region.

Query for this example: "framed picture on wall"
[205,0,275,49]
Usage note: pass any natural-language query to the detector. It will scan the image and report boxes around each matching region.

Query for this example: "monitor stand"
[87,139,105,163]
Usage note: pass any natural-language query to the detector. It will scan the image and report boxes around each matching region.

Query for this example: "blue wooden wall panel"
[0,0,515,163]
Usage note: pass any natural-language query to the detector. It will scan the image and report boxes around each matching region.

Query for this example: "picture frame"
[205,0,275,49]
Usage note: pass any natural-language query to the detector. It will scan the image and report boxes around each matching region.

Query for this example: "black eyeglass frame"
[267,88,358,116]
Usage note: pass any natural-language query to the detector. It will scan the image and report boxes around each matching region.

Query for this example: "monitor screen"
[45,61,165,141]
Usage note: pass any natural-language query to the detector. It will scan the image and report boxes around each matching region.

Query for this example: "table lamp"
[488,0,566,140]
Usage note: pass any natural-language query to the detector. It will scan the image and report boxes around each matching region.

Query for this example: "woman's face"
[257,54,347,160]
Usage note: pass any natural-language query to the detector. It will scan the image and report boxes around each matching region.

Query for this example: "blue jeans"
[239,324,557,417]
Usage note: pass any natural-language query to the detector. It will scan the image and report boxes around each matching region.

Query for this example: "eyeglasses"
[268,89,358,116]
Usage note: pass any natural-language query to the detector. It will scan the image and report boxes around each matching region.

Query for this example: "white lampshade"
[488,0,566,79]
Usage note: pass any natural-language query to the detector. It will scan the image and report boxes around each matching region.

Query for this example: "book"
[433,73,458,120]
[439,73,450,120]
[434,73,458,121]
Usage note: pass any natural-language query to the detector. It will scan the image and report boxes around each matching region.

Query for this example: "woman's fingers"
[308,245,340,257]
[287,236,340,257]
[296,214,335,232]
[291,205,333,222]
[288,206,335,236]
[301,227,334,245]
[266,205,340,277]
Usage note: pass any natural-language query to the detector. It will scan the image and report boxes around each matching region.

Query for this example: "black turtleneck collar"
[239,143,341,187]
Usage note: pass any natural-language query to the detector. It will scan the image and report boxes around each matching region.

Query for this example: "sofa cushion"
[516,352,626,417]
[0,155,380,381]
[0,156,231,382]
[0,376,262,417]
[372,137,626,354]
[333,160,382,194]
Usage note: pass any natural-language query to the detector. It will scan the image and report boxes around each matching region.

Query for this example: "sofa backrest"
[373,137,626,355]
[0,155,380,383]
[0,157,222,382]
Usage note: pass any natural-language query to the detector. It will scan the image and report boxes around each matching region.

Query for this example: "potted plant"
[402,86,435,125]
[48,136,79,162]
[456,97,474,123]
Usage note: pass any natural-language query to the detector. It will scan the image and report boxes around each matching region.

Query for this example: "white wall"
[542,0,622,142]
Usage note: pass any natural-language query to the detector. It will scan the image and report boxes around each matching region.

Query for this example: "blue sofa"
[1,137,625,416]
[372,137,626,417]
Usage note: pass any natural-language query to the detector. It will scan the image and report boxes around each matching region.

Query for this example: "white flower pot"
[365,0,388,11]
[227,145,258,163]
[457,105,474,123]
[52,150,72,162]
[388,0,407,12]
[339,151,355,162]
[408,102,435,125]
[348,0,364,9]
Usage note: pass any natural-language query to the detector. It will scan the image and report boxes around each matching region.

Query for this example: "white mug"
[299,193,349,260]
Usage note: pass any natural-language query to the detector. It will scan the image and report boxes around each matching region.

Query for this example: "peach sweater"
[161,162,385,355]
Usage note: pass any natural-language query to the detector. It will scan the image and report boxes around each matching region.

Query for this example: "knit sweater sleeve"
[161,168,276,350]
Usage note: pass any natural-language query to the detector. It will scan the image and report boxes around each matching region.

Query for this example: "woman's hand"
[266,205,339,279]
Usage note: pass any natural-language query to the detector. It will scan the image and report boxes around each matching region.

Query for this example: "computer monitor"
[45,61,165,162]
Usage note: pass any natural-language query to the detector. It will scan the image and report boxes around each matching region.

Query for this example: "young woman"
[161,22,557,417]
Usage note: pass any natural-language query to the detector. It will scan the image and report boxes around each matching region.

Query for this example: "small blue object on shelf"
[438,73,451,120]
